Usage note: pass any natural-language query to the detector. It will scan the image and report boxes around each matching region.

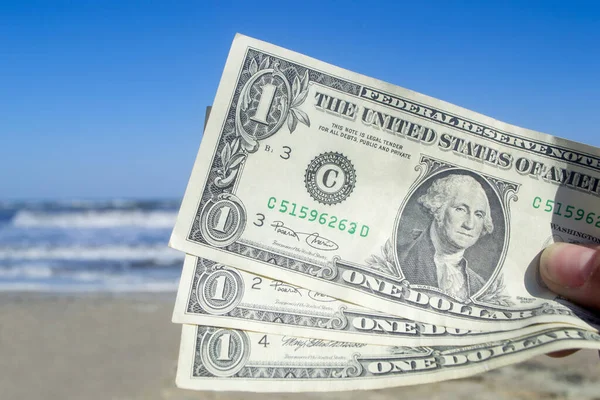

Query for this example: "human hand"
[539,242,600,357]
[540,242,600,309]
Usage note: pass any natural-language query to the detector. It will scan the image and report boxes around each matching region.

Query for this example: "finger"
[546,349,579,358]
[539,243,600,310]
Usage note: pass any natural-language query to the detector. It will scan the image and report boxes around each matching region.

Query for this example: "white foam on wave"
[0,262,180,292]
[0,244,184,263]
[0,264,54,278]
[0,265,110,281]
[11,210,177,228]
[0,280,178,293]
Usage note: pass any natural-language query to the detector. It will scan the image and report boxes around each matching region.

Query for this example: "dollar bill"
[170,34,600,331]
[174,254,600,346]
[175,324,600,392]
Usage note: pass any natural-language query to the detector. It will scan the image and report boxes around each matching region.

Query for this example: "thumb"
[540,242,600,310]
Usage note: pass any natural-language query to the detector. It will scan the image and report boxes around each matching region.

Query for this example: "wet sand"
[1,293,598,400]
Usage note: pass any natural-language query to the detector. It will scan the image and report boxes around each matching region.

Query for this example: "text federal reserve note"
[176,324,600,392]
[170,34,600,331]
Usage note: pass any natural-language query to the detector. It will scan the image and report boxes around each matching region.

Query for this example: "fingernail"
[541,243,599,288]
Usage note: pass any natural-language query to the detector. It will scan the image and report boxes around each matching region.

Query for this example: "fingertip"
[540,243,599,289]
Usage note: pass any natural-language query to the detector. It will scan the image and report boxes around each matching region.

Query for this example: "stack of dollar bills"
[168,34,600,392]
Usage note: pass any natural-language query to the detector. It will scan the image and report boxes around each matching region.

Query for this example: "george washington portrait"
[396,172,505,302]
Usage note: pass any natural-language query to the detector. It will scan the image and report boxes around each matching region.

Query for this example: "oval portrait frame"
[392,167,511,302]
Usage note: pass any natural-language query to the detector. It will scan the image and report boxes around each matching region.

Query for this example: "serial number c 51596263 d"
[266,197,369,237]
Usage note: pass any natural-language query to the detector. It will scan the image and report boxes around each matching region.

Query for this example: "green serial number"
[533,196,600,228]
[267,197,369,237]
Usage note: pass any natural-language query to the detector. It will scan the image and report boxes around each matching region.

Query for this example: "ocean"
[0,199,183,292]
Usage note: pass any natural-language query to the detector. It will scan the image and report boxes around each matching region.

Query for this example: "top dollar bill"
[170,34,600,331]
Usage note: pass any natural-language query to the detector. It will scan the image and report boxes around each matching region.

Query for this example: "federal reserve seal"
[304,152,356,205]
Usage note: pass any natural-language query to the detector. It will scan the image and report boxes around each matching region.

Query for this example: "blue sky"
[2,1,599,199]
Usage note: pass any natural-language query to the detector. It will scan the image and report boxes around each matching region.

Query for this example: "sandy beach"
[1,292,599,400]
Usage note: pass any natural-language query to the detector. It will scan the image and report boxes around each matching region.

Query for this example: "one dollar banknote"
[173,255,599,346]
[170,34,600,331]
[176,324,600,392]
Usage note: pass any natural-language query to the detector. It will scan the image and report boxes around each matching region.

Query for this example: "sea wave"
[0,262,179,278]
[0,264,54,278]
[0,280,179,293]
[0,199,179,211]
[10,210,178,228]
[0,244,183,263]
[0,198,183,292]
[0,261,181,292]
